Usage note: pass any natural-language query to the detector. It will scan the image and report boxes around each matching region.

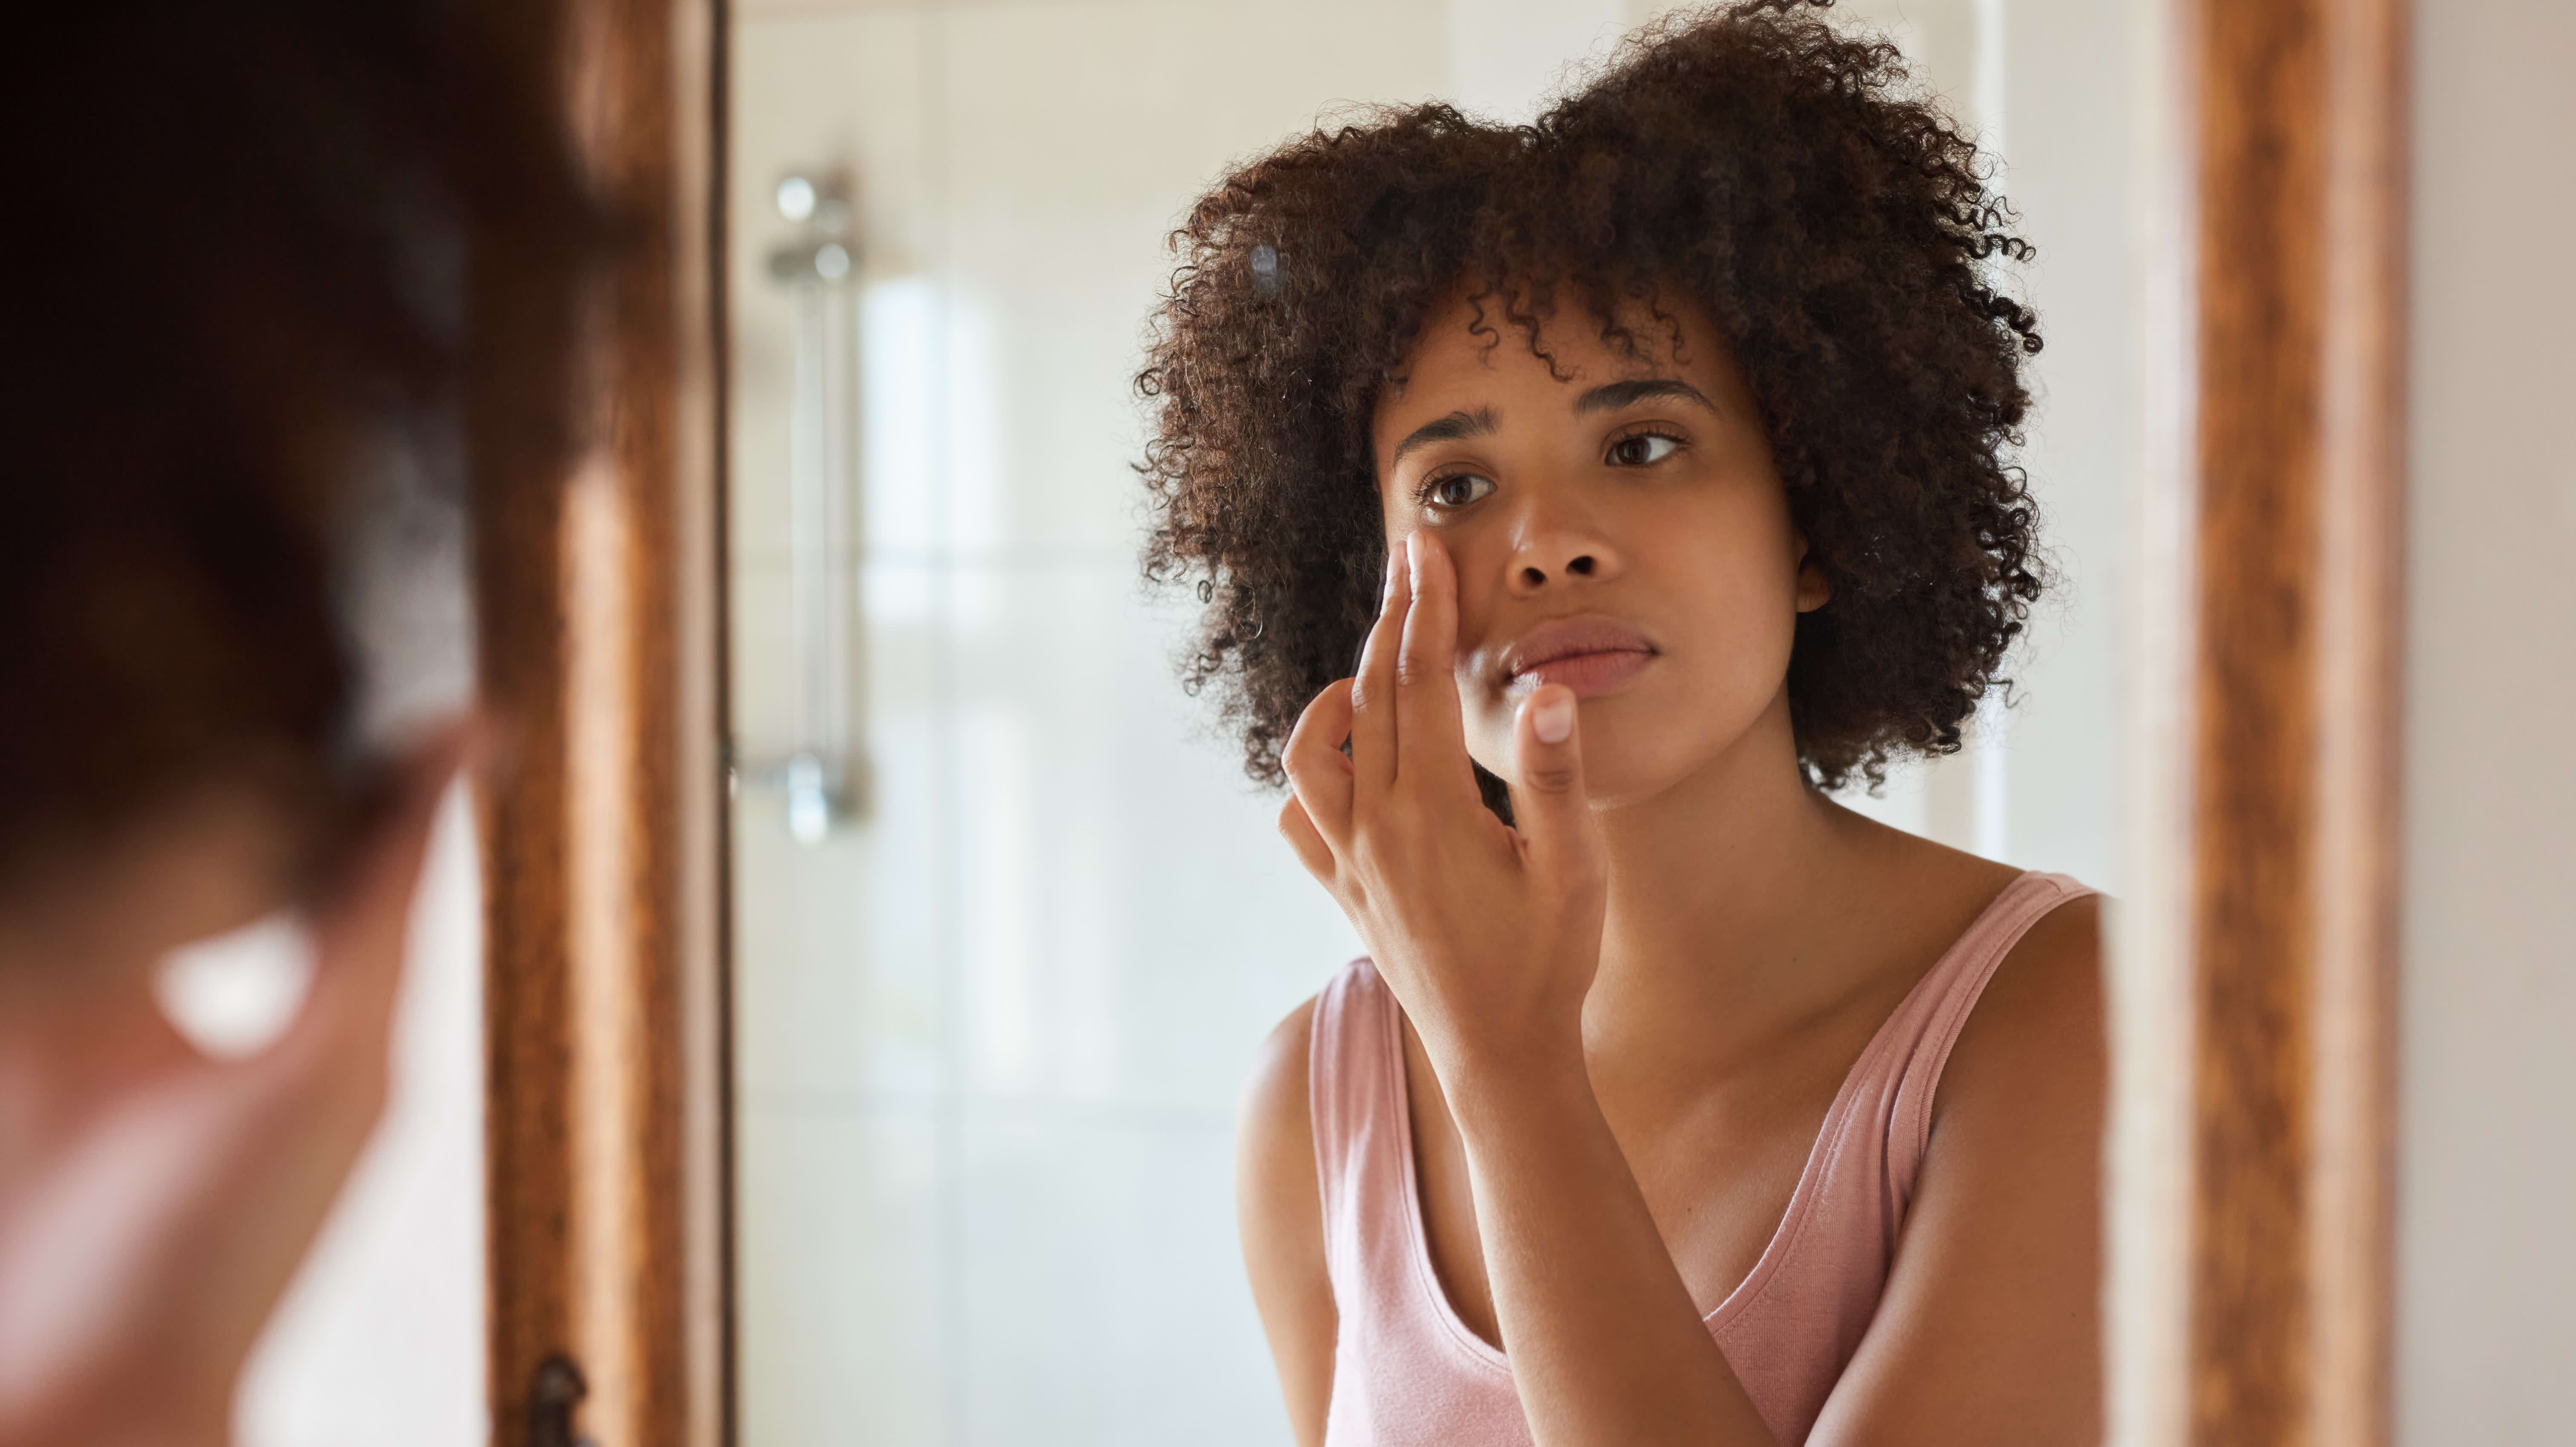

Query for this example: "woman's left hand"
[1277,529,1608,1086]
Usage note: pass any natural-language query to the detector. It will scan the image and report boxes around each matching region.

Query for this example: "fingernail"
[1533,693,1576,744]
[1405,531,1423,590]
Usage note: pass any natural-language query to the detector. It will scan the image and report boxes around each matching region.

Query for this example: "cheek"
[1449,590,1514,774]
[1618,499,1807,761]
[1655,495,1804,637]
[1461,686,1511,778]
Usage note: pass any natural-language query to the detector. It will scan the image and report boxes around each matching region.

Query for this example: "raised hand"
[0,730,467,1447]
[1276,529,1609,1085]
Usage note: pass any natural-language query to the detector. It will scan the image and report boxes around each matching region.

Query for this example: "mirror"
[723,0,2135,1439]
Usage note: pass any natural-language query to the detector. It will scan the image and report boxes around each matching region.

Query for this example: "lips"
[1498,616,1658,699]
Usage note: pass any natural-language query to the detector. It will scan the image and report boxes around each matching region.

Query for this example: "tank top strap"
[1308,957,1398,1289]
[1875,871,2097,1212]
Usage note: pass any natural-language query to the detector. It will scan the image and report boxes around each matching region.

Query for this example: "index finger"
[1348,544,1409,800]
[1395,531,1477,803]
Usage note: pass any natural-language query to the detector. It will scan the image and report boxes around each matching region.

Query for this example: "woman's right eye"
[1424,473,1495,509]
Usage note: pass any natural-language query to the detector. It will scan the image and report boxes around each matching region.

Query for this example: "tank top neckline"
[1375,868,2073,1371]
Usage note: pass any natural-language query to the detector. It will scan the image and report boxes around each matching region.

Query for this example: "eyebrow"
[1573,378,1720,416]
[1386,381,1722,471]
[1388,406,1499,470]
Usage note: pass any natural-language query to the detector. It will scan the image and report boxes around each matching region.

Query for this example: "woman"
[1140,5,2101,1444]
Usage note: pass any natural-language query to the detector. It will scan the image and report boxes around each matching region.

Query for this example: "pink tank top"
[1306,871,2094,1447]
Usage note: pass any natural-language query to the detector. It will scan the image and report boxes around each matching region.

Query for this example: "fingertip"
[1294,676,1355,723]
[1525,685,1578,746]
[1311,676,1357,734]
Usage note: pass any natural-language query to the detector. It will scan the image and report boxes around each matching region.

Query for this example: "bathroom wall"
[2397,0,2576,1437]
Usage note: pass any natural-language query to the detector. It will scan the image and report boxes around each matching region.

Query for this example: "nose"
[1504,496,1623,596]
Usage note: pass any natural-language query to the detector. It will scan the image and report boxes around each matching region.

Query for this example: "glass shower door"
[722,6,1442,1441]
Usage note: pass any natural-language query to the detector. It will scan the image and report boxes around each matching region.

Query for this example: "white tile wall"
[729,4,1420,1442]
[738,1108,948,1445]
[955,1110,1269,1445]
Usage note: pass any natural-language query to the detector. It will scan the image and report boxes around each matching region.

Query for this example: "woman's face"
[1371,290,1827,807]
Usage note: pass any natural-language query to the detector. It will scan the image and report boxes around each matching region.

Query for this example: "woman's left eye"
[1607,433,1681,467]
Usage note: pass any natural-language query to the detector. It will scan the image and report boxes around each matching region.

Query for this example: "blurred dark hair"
[0,0,599,890]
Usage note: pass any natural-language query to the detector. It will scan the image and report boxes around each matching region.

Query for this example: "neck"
[1582,691,1864,1076]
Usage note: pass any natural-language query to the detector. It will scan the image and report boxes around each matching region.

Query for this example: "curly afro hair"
[1137,0,2044,796]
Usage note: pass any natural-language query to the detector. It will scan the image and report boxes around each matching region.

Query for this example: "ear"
[1792,532,1832,613]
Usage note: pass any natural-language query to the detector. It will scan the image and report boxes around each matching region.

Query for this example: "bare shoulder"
[1238,996,1325,1268]
[1808,892,2106,1443]
[1937,889,2106,1128]
[1237,995,1337,1447]
[1241,995,1321,1171]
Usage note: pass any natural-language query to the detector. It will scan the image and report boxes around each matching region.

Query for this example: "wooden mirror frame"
[2115,0,2408,1444]
[472,1,730,1445]
[464,0,2409,1442]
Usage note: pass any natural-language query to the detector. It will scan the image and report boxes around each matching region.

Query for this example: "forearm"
[1447,1054,1778,1447]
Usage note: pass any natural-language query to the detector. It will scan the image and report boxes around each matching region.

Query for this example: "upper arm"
[1238,996,1338,1447]
[1808,895,2106,1447]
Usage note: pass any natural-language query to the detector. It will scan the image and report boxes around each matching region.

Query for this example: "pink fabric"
[1308,871,2096,1447]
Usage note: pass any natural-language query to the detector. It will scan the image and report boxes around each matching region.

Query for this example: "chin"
[1473,710,1709,812]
